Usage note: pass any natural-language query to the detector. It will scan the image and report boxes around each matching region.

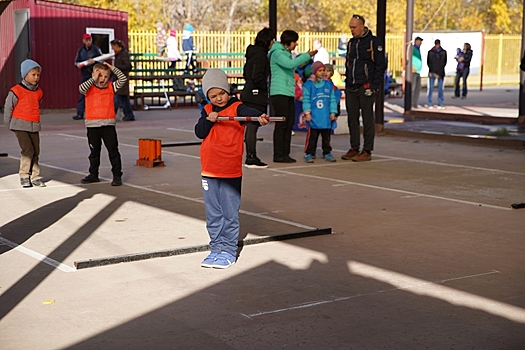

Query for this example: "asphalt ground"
[0,103,524,349]
[383,85,525,144]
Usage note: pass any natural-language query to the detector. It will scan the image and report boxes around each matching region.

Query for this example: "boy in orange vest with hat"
[78,62,126,186]
[4,59,45,188]
[195,69,269,269]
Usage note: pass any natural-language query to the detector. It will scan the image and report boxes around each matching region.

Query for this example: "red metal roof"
[1,0,128,109]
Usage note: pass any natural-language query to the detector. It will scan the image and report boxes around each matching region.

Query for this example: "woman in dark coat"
[453,43,473,99]
[111,39,135,121]
[240,28,275,168]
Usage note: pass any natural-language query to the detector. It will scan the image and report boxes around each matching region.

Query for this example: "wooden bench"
[135,91,198,109]
[199,53,245,74]
[130,74,204,110]
[128,52,247,109]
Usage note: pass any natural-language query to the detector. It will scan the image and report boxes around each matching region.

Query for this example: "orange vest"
[201,101,245,178]
[11,85,43,123]
[85,82,116,120]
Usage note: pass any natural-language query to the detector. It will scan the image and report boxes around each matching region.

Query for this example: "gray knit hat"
[202,69,230,98]
[21,59,41,79]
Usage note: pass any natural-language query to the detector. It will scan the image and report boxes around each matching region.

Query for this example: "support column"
[404,0,414,113]
[519,1,525,121]
[375,0,387,132]
[269,0,277,34]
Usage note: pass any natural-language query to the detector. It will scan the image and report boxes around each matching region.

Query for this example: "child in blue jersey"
[302,61,338,163]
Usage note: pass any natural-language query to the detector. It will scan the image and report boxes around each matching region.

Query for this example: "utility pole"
[375,0,386,130]
[519,1,525,119]
[269,0,277,34]
[404,0,414,112]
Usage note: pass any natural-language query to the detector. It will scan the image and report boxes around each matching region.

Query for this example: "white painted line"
[6,154,315,231]
[348,262,524,324]
[20,133,517,213]
[166,127,195,133]
[122,182,315,230]
[55,133,87,140]
[56,132,525,175]
[55,133,201,159]
[282,158,395,170]
[269,168,511,211]
[12,133,518,212]
[375,154,525,176]
[285,139,525,176]
[0,237,76,272]
[242,264,525,324]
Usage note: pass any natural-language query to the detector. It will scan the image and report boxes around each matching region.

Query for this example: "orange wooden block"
[136,139,165,167]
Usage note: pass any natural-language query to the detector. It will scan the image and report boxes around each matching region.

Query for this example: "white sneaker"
[437,105,446,110]
[424,104,434,109]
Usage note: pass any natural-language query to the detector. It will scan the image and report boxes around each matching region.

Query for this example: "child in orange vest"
[4,59,45,188]
[195,69,269,269]
[79,62,126,186]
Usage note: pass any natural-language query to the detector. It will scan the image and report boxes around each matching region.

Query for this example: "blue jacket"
[302,79,337,129]
[182,30,195,52]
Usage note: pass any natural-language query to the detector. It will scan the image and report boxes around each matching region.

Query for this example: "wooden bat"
[77,53,115,68]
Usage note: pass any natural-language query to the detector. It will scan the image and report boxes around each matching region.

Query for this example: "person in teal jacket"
[269,30,317,163]
[411,36,423,108]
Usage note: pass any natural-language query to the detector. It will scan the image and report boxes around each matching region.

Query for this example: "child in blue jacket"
[302,61,338,163]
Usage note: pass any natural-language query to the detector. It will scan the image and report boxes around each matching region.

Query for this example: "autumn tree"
[60,0,524,34]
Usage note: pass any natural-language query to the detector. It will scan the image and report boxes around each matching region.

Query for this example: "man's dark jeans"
[345,85,376,153]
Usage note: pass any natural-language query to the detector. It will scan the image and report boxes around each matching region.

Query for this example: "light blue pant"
[201,176,242,256]
[427,76,444,106]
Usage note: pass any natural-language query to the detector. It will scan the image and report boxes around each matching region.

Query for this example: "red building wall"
[0,0,128,109]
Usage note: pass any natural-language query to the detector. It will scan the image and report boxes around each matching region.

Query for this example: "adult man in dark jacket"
[426,39,447,109]
[73,33,103,120]
[342,14,386,162]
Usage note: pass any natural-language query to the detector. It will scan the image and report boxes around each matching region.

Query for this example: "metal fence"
[129,31,521,85]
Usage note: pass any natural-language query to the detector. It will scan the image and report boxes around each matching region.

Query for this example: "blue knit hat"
[185,24,194,32]
[21,59,41,79]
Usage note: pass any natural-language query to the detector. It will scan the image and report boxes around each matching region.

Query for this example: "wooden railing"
[128,31,522,85]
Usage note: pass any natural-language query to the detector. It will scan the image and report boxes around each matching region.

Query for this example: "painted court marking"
[55,133,200,159]
[0,237,76,272]
[1,132,518,270]
[6,156,315,231]
[56,132,525,176]
[2,153,314,271]
[269,168,512,211]
[241,265,525,324]
[375,154,525,176]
